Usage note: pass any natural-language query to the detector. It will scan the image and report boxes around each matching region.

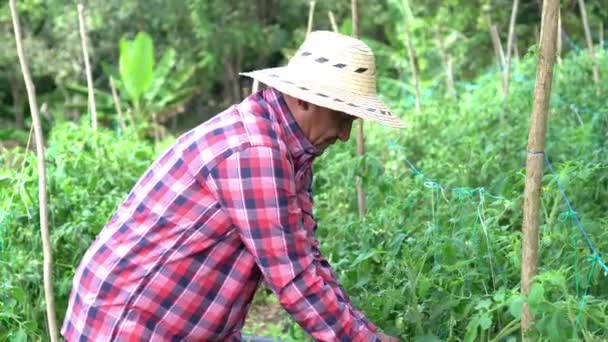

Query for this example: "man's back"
[62,91,297,341]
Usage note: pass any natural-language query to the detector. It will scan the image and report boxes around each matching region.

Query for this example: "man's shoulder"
[174,103,287,176]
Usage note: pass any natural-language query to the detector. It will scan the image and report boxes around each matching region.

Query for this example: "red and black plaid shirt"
[62,88,379,341]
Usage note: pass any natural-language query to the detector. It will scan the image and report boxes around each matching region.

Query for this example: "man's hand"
[377,332,400,342]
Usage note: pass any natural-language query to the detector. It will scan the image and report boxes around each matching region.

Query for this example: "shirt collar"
[260,87,320,161]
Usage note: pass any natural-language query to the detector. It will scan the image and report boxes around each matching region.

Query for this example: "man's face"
[308,106,356,152]
[283,94,357,153]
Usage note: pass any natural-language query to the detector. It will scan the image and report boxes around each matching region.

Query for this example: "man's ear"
[296,98,311,111]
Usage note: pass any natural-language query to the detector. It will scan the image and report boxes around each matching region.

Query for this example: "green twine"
[403,154,607,336]
[576,258,597,326]
[567,212,599,339]
[559,209,578,222]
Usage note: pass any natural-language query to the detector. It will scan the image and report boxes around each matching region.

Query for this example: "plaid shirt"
[62,88,379,341]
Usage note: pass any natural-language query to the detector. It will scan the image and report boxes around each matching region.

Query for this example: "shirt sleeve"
[311,241,378,333]
[208,145,379,342]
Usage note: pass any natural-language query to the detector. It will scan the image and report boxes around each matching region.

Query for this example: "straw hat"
[241,30,405,128]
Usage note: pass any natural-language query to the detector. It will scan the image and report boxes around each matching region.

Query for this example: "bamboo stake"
[152,112,159,146]
[503,0,520,101]
[435,27,456,97]
[513,34,520,59]
[9,1,58,340]
[77,1,97,130]
[328,11,339,33]
[490,24,506,72]
[307,1,316,36]
[557,6,562,64]
[600,22,604,48]
[109,76,126,132]
[521,0,558,337]
[578,0,600,95]
[327,13,368,219]
[352,0,366,218]
[539,1,546,44]
[403,3,421,112]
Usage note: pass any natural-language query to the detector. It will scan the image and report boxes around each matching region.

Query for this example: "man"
[62,31,404,341]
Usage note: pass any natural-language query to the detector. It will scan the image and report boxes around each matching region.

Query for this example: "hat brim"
[241,67,406,128]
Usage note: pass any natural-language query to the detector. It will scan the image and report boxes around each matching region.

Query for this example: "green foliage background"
[1,0,608,340]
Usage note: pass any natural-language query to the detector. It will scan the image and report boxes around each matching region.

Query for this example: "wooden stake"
[352,0,366,218]
[9,1,58,340]
[503,0,520,101]
[109,76,126,132]
[557,6,562,64]
[490,24,506,72]
[307,1,316,36]
[578,0,600,95]
[328,11,339,33]
[600,22,604,48]
[435,27,456,97]
[77,1,97,130]
[152,112,159,146]
[403,6,421,112]
[521,0,559,337]
[10,77,24,129]
[539,1,546,44]
[351,0,359,38]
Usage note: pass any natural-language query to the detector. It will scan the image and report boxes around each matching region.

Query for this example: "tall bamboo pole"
[328,11,339,33]
[513,34,520,59]
[521,0,558,337]
[600,22,604,48]
[557,6,563,64]
[352,0,366,218]
[503,0,520,101]
[307,1,316,36]
[109,76,126,132]
[403,3,421,113]
[490,24,506,72]
[578,0,600,95]
[435,26,456,97]
[9,1,58,340]
[78,1,98,130]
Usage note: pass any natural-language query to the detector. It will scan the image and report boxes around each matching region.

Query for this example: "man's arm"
[208,145,379,342]
[311,245,378,333]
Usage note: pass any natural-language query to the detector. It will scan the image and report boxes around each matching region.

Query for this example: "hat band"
[285,60,376,96]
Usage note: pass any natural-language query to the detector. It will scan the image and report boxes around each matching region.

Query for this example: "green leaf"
[508,295,524,320]
[339,18,352,36]
[414,335,442,342]
[479,312,492,330]
[119,32,155,102]
[528,283,545,315]
[417,276,430,299]
[493,288,506,303]
[547,313,562,341]
[389,232,406,255]
[351,250,376,267]
[144,48,176,102]
[475,298,492,311]
[464,315,479,342]
[9,329,27,342]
